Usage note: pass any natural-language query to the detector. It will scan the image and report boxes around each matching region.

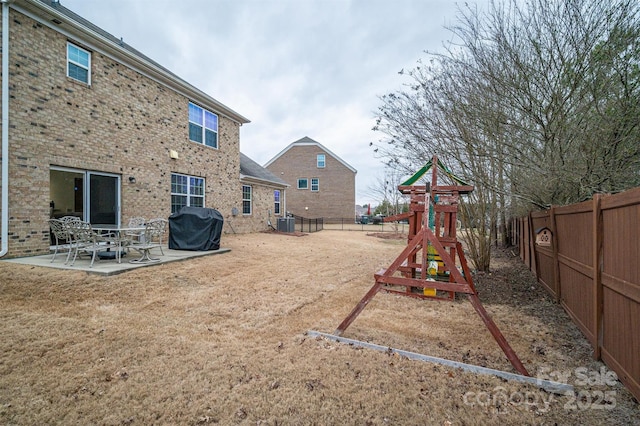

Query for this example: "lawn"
[0,231,637,425]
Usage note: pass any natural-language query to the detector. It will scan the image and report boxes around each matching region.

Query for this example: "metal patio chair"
[66,221,117,267]
[146,218,167,255]
[48,218,73,263]
[125,217,146,242]
[128,219,166,263]
[59,215,82,224]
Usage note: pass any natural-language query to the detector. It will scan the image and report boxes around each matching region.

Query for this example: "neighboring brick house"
[0,0,281,258]
[264,137,356,220]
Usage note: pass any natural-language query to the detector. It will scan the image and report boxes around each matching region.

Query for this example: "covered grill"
[168,207,223,251]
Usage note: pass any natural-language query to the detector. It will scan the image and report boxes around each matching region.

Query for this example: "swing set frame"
[334,156,529,376]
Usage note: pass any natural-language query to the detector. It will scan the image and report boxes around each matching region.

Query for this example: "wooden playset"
[334,156,529,376]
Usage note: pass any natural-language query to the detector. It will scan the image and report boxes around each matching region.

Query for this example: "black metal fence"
[292,216,408,233]
[293,215,324,233]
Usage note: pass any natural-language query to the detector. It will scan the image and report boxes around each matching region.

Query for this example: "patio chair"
[146,218,167,255]
[48,218,73,263]
[128,219,166,263]
[125,217,146,243]
[59,216,85,263]
[66,221,117,267]
[59,215,82,224]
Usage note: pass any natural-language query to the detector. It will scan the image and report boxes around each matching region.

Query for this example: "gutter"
[239,174,290,189]
[0,0,10,257]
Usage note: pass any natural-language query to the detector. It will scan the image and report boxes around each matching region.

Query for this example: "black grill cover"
[168,206,223,250]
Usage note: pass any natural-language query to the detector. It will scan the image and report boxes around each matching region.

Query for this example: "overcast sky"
[60,0,488,206]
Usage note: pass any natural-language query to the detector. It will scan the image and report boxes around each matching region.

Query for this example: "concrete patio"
[1,245,231,276]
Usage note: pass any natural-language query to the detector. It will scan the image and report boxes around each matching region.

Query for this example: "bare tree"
[365,167,409,217]
[371,0,640,270]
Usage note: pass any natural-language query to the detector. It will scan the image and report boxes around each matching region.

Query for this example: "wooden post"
[528,212,536,274]
[518,217,524,261]
[550,206,561,303]
[593,193,603,360]
[334,282,383,336]
[468,294,530,376]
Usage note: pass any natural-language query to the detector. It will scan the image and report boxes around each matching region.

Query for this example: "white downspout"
[0,0,9,257]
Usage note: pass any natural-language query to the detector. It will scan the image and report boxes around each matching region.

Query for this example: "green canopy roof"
[401,159,470,187]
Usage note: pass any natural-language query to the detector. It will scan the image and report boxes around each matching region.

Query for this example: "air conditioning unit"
[277,217,295,232]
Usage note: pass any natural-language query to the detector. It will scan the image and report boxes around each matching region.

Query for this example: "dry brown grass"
[0,231,638,425]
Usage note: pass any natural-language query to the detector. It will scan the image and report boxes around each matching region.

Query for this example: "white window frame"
[297,178,308,190]
[242,185,252,215]
[188,102,219,149]
[311,178,319,192]
[317,154,326,168]
[67,42,91,85]
[171,173,205,213]
[274,190,281,215]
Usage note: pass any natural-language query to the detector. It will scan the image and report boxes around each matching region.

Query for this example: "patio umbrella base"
[97,250,126,260]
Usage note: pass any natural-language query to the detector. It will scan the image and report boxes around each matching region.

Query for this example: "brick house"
[238,153,288,233]
[0,0,283,258]
[264,136,356,220]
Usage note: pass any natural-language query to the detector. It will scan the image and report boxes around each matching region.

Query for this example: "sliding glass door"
[50,168,120,226]
[87,172,119,225]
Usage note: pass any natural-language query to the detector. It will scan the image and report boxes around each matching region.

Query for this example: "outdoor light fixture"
[128,176,136,184]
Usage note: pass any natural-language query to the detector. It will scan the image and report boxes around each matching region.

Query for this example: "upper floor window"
[311,178,319,192]
[297,178,308,190]
[171,173,204,213]
[242,185,252,215]
[189,102,218,148]
[317,154,325,168]
[274,190,281,215]
[67,42,91,84]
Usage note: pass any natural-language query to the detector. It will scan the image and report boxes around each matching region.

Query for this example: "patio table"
[92,224,146,263]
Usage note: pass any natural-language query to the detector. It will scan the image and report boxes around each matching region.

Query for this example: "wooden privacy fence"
[513,187,640,401]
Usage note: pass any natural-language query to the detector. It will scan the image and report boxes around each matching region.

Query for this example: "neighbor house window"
[189,102,218,148]
[171,173,204,213]
[311,178,319,192]
[242,185,252,215]
[67,42,91,84]
[274,190,281,215]
[317,154,325,168]
[297,178,308,189]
